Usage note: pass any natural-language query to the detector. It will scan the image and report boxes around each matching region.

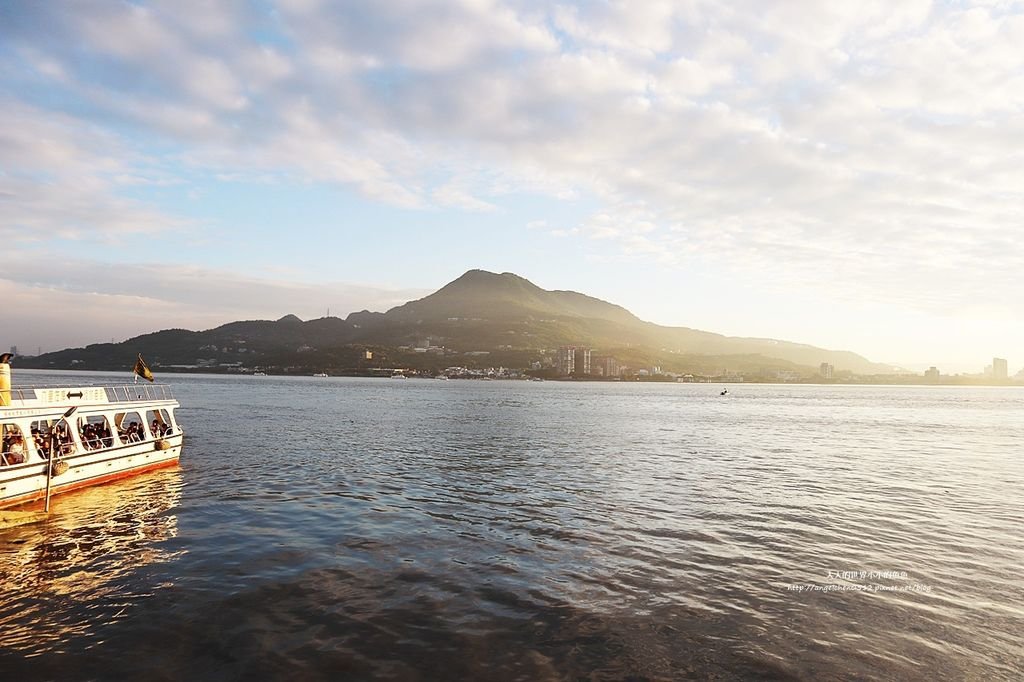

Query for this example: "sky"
[2,0,1022,374]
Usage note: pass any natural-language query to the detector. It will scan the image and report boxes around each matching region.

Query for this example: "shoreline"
[13,367,1023,388]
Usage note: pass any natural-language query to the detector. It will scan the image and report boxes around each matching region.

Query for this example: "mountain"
[373,270,890,373]
[18,270,894,376]
[386,270,639,325]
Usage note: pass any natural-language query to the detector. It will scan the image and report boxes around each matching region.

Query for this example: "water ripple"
[1,376,1022,680]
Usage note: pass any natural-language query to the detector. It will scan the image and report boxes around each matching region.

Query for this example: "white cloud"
[0,101,187,240]
[432,181,497,212]
[3,1,1024,359]
[553,1,680,54]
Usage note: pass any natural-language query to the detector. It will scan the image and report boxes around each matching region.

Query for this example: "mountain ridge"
[17,269,894,375]
[383,270,640,326]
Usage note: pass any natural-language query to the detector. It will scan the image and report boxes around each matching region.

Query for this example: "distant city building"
[9,345,17,356]
[992,357,1008,380]
[592,355,620,378]
[819,362,834,379]
[554,347,596,375]
[924,366,940,382]
[364,350,373,360]
[573,348,591,375]
[556,346,575,375]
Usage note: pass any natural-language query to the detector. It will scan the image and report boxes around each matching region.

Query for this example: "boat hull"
[0,434,183,509]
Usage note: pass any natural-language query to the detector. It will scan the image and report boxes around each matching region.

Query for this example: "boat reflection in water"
[0,467,183,651]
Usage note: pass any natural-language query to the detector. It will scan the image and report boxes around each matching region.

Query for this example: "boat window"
[78,415,114,451]
[1,423,27,466]
[145,409,174,437]
[114,411,147,443]
[47,420,77,456]
[29,420,55,460]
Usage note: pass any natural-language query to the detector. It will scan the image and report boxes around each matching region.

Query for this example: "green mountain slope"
[17,269,894,375]
[384,270,638,325]
[375,270,891,373]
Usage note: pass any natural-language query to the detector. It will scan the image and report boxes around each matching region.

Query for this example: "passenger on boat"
[127,422,143,443]
[54,424,76,455]
[32,428,50,459]
[100,423,113,448]
[2,433,26,465]
[81,423,99,450]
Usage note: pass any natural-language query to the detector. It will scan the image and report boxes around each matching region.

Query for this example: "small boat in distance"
[0,356,184,510]
[312,372,328,377]
[253,371,267,376]
[391,372,408,379]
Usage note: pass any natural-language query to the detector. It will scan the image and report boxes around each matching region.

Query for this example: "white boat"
[253,371,267,376]
[435,375,449,380]
[312,372,328,377]
[391,372,408,379]
[0,359,184,510]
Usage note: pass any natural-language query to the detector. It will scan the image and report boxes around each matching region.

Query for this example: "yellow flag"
[133,354,154,382]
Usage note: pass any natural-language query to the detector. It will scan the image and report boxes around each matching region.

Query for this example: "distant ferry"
[391,372,408,379]
[0,357,184,510]
[253,371,267,376]
[312,372,328,377]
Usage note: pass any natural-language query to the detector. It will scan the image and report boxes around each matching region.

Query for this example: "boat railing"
[3,383,176,405]
[105,384,176,403]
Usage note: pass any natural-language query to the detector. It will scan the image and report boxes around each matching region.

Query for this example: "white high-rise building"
[556,346,575,375]
[574,348,591,375]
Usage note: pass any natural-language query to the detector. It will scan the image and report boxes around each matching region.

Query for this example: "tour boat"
[0,359,184,510]
[312,372,328,377]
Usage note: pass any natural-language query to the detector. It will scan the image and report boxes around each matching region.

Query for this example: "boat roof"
[2,382,177,414]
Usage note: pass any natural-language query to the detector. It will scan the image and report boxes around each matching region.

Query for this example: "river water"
[1,373,1022,680]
